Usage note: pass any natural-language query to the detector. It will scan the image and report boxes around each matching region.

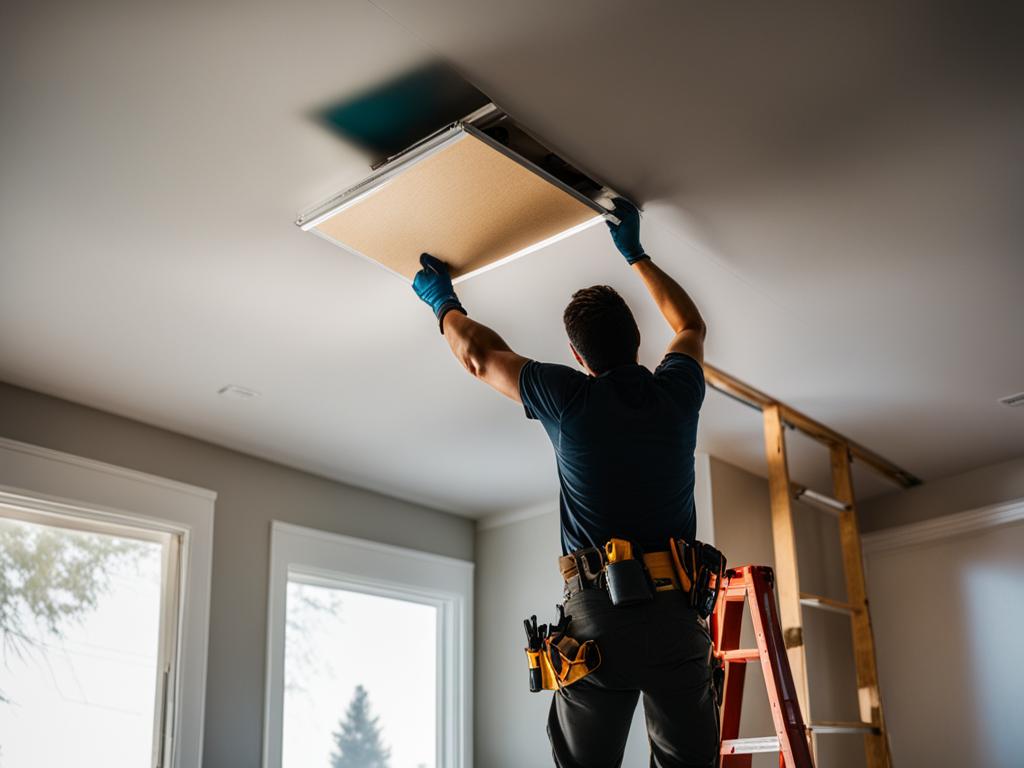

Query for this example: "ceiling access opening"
[297,102,623,283]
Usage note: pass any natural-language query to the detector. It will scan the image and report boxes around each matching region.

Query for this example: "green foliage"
[0,518,141,671]
[330,685,391,768]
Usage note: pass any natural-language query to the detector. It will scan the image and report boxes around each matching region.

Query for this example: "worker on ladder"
[413,199,718,767]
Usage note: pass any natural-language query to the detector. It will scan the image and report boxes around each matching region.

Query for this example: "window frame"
[0,437,215,768]
[0,503,181,766]
[263,521,473,768]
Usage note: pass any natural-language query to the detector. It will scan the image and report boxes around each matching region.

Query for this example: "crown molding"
[861,497,1024,555]
[476,499,556,531]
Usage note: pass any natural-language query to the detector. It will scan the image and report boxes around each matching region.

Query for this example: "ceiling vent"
[297,104,623,283]
[998,392,1024,408]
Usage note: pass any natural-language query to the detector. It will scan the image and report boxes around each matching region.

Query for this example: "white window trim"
[0,436,215,768]
[263,521,474,768]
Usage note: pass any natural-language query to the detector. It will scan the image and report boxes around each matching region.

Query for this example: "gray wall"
[859,454,1024,766]
[0,382,474,768]
[866,518,1024,766]
[860,455,1024,532]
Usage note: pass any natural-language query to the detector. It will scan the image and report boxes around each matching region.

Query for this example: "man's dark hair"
[563,285,640,374]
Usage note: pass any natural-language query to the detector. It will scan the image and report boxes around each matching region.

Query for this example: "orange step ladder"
[713,565,814,768]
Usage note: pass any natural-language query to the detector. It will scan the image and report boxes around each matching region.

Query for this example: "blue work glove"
[412,253,466,333]
[606,198,648,265]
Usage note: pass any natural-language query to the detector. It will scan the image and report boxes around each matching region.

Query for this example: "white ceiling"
[2,0,1022,517]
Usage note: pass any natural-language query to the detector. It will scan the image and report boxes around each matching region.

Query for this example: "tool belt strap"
[559,550,681,593]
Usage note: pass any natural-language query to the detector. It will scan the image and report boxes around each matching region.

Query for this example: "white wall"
[864,507,1024,767]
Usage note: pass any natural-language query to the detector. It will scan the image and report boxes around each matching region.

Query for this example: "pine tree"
[330,685,391,768]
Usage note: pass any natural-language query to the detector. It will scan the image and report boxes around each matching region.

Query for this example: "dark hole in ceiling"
[314,61,490,166]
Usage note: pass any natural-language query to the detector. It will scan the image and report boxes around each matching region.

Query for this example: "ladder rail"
[830,442,892,767]
[762,404,814,755]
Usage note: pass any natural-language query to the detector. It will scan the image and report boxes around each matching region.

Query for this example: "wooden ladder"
[704,365,918,768]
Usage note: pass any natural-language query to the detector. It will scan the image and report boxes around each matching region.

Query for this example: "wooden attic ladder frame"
[703,364,921,767]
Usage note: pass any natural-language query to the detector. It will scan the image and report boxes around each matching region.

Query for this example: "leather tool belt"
[559,548,679,599]
[524,537,726,693]
[558,537,727,618]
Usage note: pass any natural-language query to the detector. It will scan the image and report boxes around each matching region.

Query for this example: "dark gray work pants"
[547,588,719,768]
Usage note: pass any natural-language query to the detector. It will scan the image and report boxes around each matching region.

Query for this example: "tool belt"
[523,605,601,692]
[558,537,727,617]
[525,536,726,693]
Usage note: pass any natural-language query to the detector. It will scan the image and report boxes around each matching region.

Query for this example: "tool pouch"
[605,559,652,606]
[525,633,602,692]
[669,538,727,619]
[604,538,653,607]
[524,606,601,692]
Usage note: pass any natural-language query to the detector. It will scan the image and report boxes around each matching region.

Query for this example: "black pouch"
[692,542,727,619]
[605,558,653,606]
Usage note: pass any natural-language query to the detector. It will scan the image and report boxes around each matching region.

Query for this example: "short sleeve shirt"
[519,353,705,554]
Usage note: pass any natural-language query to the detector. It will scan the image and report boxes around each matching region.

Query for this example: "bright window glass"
[0,513,169,767]
[282,578,438,768]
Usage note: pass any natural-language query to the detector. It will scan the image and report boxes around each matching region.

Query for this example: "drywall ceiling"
[1,0,1022,517]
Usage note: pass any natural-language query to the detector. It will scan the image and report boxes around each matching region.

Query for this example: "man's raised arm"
[606,199,707,365]
[412,253,527,402]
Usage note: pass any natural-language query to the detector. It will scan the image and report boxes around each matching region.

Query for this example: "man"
[413,200,717,767]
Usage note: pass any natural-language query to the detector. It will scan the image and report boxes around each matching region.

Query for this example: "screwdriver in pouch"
[524,615,544,692]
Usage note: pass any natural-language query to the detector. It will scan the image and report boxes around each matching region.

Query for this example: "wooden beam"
[704,363,921,489]
[762,404,812,733]
[830,442,892,768]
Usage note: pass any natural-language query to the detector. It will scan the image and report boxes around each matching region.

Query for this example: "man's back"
[519,352,705,554]
[411,198,718,767]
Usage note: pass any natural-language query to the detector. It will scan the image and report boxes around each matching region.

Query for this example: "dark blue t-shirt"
[519,353,705,555]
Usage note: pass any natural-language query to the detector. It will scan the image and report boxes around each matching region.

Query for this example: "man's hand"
[412,253,467,333]
[606,198,649,265]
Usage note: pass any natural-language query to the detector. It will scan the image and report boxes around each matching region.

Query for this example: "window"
[283,580,438,767]
[0,508,180,767]
[0,437,215,768]
[264,523,472,768]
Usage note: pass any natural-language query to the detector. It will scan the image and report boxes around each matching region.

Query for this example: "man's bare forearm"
[411,253,525,400]
[632,259,706,335]
[442,312,510,377]
[442,312,525,401]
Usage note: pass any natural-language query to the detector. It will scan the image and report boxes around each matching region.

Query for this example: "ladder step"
[799,592,856,615]
[808,720,880,735]
[790,483,850,514]
[721,648,760,662]
[720,736,780,754]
